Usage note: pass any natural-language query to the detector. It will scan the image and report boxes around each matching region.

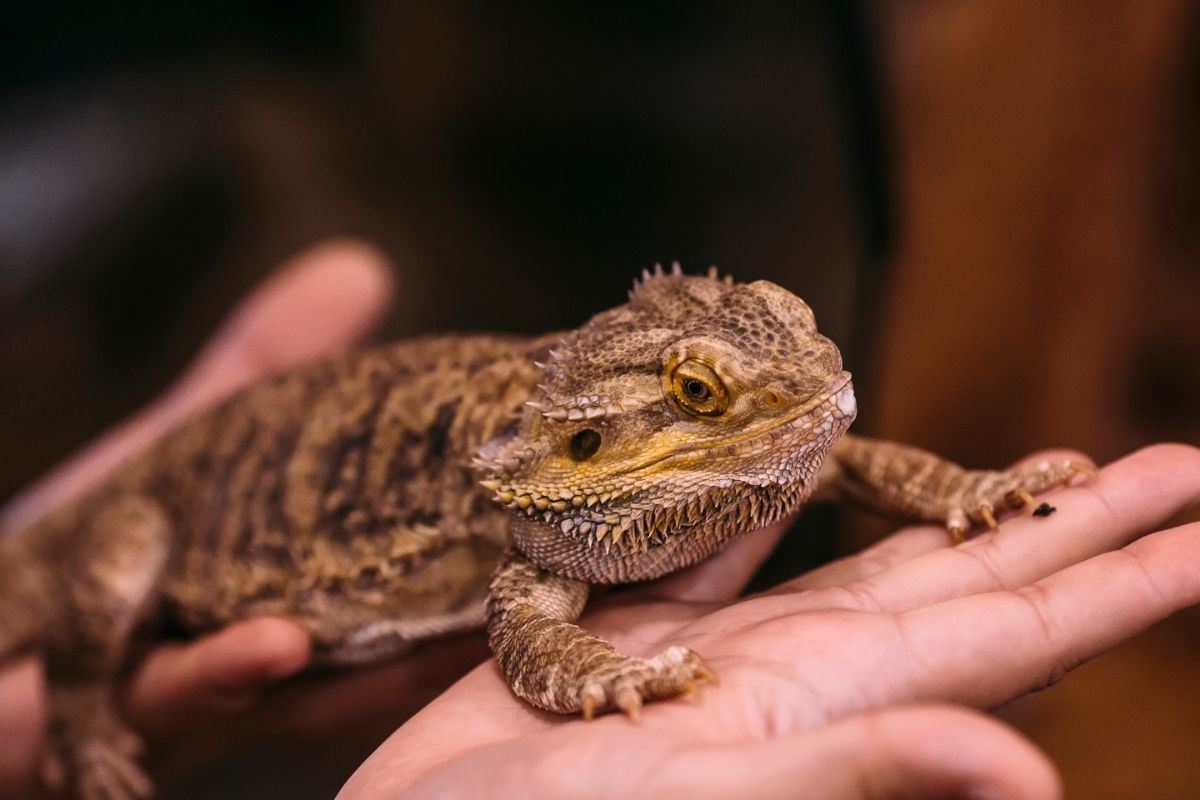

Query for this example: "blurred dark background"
[2,2,1198,797]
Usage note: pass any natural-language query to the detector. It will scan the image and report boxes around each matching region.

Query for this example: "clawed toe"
[946,508,970,544]
[942,457,1095,544]
[575,647,718,721]
[615,687,643,721]
[45,722,151,800]
[52,741,153,800]
[78,751,153,800]
[580,684,603,721]
[693,662,719,687]
[978,503,999,532]
[1005,488,1038,509]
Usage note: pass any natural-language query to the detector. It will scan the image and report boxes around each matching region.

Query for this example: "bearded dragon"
[0,265,1089,799]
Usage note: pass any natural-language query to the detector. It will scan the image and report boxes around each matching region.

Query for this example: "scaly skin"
[0,265,1088,799]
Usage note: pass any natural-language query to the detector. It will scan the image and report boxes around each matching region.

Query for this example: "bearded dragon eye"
[568,428,602,460]
[670,359,729,416]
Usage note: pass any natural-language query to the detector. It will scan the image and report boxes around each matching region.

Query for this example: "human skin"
[3,242,1198,799]
[0,241,489,795]
[339,441,1200,800]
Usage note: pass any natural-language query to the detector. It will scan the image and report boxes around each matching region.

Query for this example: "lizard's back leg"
[0,531,48,666]
[42,494,171,800]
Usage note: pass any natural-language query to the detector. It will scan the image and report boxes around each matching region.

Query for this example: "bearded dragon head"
[476,264,855,583]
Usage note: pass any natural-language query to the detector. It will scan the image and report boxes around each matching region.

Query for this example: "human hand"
[0,242,490,795]
[343,444,1200,799]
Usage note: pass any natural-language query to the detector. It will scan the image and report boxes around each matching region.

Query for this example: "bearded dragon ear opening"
[568,429,601,460]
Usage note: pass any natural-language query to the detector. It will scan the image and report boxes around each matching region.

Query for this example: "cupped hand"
[342,443,1200,799]
[0,242,491,795]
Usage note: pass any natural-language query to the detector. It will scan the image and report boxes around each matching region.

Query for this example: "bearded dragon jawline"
[0,263,1089,800]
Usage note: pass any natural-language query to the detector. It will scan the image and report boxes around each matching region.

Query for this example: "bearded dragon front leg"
[820,434,1093,543]
[486,551,715,719]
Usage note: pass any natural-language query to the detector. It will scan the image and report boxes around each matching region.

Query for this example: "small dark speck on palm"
[1033,502,1056,518]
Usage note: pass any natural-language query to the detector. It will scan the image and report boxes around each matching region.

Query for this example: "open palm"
[342,443,1200,799]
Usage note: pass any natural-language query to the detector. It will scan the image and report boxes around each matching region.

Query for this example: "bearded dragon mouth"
[629,371,855,475]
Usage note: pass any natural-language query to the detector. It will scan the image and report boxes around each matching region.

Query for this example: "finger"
[649,705,1060,800]
[0,658,46,797]
[805,443,1200,613]
[126,618,310,738]
[252,633,491,742]
[382,705,1060,800]
[1,239,394,532]
[782,524,948,592]
[171,239,394,406]
[776,448,1093,595]
[896,518,1200,711]
[632,517,794,603]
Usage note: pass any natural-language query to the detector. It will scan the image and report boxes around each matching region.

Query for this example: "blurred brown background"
[1,2,1198,797]
[874,4,1200,798]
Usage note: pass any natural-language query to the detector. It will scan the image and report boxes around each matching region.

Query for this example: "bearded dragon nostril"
[762,389,787,407]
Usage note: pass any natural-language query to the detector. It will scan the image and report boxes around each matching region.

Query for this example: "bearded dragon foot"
[944,458,1094,543]
[42,697,153,800]
[578,645,717,721]
[488,551,720,720]
[827,436,1096,544]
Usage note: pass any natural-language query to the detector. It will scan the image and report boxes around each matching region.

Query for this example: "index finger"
[804,443,1200,614]
[893,518,1200,710]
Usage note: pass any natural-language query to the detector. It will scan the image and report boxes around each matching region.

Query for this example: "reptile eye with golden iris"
[670,359,729,416]
[568,428,602,460]
[682,379,710,401]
